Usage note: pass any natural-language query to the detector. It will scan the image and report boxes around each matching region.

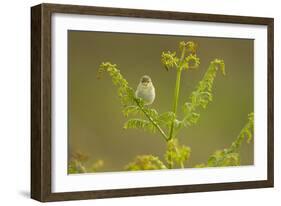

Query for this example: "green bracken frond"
[190,59,225,108]
[229,112,254,152]
[157,111,176,127]
[122,104,176,135]
[161,51,179,71]
[195,113,254,168]
[98,62,135,107]
[165,139,191,168]
[179,41,197,53]
[125,155,167,171]
[98,62,168,140]
[142,107,159,119]
[124,118,157,133]
[191,58,225,107]
[122,105,140,117]
[68,151,104,174]
[68,160,87,174]
[179,41,200,71]
[68,151,88,174]
[122,103,158,119]
[178,59,225,129]
[181,54,200,70]
[162,41,200,72]
[205,150,241,167]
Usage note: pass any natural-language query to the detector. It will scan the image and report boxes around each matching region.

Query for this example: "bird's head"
[140,75,152,87]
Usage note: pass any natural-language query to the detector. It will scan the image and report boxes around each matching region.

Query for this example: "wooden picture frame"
[31,3,274,202]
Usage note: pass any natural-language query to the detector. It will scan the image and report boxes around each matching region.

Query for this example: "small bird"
[135,75,155,105]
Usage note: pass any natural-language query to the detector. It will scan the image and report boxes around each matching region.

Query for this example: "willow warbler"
[135,75,155,105]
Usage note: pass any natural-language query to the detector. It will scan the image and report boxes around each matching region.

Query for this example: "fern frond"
[179,59,225,128]
[122,105,140,117]
[124,119,157,133]
[122,103,159,119]
[143,107,159,119]
[165,139,191,168]
[161,51,179,71]
[162,41,200,72]
[206,150,240,167]
[195,150,241,168]
[125,155,167,171]
[229,112,254,152]
[195,113,254,168]
[68,159,87,174]
[98,62,168,140]
[181,54,200,70]
[123,106,176,135]
[157,111,176,127]
[190,59,225,108]
[98,62,135,107]
[179,41,197,53]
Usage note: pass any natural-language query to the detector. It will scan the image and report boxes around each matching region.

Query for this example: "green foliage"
[68,159,87,174]
[68,151,88,174]
[182,54,200,70]
[122,105,140,117]
[161,41,201,140]
[179,41,197,53]
[99,40,253,172]
[178,59,225,130]
[98,42,222,143]
[68,151,104,174]
[98,62,169,140]
[162,41,200,72]
[189,58,225,109]
[157,111,176,128]
[123,106,175,133]
[122,101,159,121]
[197,150,241,168]
[125,155,167,171]
[229,112,254,152]
[161,51,179,71]
[179,41,200,71]
[195,113,254,168]
[209,151,240,167]
[165,139,191,168]
[68,159,105,174]
[124,118,157,133]
[98,62,135,107]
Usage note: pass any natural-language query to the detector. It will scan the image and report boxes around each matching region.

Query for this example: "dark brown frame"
[31,3,274,202]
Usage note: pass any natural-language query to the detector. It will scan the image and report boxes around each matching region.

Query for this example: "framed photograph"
[31,3,274,202]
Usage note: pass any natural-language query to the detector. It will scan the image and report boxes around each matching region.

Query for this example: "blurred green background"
[68,30,254,172]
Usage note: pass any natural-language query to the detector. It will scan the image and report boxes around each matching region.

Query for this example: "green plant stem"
[167,70,182,168]
[167,48,187,169]
[135,100,168,141]
[168,48,186,141]
[168,69,182,139]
